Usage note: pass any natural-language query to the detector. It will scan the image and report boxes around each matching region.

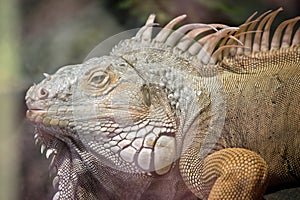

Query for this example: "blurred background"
[0,0,299,199]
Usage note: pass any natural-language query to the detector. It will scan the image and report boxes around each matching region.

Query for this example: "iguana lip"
[26,109,47,123]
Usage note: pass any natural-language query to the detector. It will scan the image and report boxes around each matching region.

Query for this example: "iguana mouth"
[26,109,47,123]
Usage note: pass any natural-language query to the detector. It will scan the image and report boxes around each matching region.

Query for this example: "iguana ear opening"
[141,84,151,107]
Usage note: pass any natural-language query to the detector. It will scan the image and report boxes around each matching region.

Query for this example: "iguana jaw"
[27,108,85,200]
[25,90,79,200]
[26,106,73,168]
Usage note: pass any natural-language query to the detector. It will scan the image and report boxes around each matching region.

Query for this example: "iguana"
[25,8,300,200]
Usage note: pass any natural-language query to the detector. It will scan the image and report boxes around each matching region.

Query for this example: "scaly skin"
[26,9,299,200]
[180,47,300,199]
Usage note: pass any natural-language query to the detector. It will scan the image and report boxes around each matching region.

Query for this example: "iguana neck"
[131,57,226,157]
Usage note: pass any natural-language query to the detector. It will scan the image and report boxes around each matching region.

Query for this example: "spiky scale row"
[131,8,299,68]
[227,8,300,57]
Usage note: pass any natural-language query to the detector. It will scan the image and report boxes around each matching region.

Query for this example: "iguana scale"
[25,8,300,199]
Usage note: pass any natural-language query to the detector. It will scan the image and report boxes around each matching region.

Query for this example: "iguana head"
[26,52,179,171]
[26,54,185,199]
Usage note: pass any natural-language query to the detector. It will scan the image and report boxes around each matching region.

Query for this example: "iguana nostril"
[38,87,49,99]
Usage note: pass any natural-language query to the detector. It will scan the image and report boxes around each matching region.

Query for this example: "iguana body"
[25,9,300,199]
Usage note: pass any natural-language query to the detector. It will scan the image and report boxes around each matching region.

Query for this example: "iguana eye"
[82,67,119,95]
[88,71,110,88]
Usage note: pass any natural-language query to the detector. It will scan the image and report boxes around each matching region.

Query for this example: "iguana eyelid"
[88,70,110,88]
[82,66,119,94]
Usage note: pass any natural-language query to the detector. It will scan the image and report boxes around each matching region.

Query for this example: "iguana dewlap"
[25,8,300,200]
